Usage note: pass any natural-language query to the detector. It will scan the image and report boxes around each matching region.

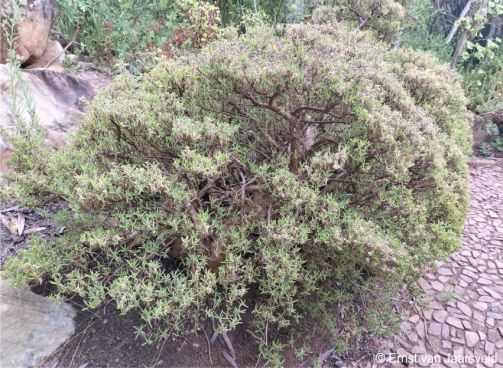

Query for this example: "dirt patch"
[36,300,384,368]
[38,302,257,368]
[0,201,67,266]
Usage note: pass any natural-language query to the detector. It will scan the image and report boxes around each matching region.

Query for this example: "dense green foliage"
[4,22,471,362]
[400,0,454,63]
[312,0,405,42]
[400,0,503,113]
[462,47,503,112]
[53,0,502,120]
[53,0,221,61]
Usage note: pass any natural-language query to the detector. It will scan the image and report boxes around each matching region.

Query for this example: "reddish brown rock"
[0,0,58,65]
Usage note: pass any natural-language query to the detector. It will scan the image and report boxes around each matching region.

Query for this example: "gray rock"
[0,64,94,153]
[446,316,464,329]
[465,330,479,348]
[0,278,75,368]
[428,322,442,336]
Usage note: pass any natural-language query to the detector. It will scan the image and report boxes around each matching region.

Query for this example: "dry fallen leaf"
[0,205,19,213]
[221,332,235,360]
[17,212,25,235]
[222,350,238,368]
[24,226,47,234]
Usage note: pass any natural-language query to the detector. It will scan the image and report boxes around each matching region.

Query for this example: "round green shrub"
[4,22,471,358]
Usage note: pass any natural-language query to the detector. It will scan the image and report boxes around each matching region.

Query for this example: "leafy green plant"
[437,290,456,302]
[492,137,503,152]
[1,0,45,171]
[478,142,493,156]
[312,0,405,42]
[462,47,503,112]
[401,0,453,63]
[2,22,471,363]
[52,0,225,63]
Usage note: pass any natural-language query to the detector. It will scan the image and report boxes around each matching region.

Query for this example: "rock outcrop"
[1,0,62,70]
[0,278,76,368]
[25,39,65,71]
[0,64,95,151]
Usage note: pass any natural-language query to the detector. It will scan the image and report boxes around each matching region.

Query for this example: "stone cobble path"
[389,163,503,368]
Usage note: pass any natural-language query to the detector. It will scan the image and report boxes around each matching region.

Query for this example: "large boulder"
[25,40,65,71]
[0,0,58,66]
[0,278,76,368]
[0,64,95,151]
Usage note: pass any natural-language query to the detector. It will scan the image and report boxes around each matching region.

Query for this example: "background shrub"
[312,0,405,42]
[3,22,471,362]
[52,0,221,62]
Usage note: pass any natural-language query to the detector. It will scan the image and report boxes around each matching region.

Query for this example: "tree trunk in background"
[451,28,469,67]
[216,0,229,26]
[486,16,502,41]
[445,0,473,43]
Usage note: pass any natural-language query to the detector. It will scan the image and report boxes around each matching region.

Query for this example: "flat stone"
[0,279,75,368]
[463,269,478,278]
[482,287,501,298]
[392,168,503,367]
[424,272,437,280]
[441,340,452,349]
[479,278,493,285]
[459,280,469,288]
[438,268,454,276]
[457,301,473,317]
[416,321,425,340]
[488,328,500,342]
[461,250,472,257]
[446,316,464,329]
[442,323,450,339]
[460,274,474,283]
[407,330,419,344]
[431,281,444,292]
[480,296,496,303]
[474,301,489,311]
[453,346,464,358]
[451,336,465,344]
[419,279,432,290]
[411,342,427,354]
[428,322,442,336]
[485,341,495,355]
[429,336,442,353]
[474,311,486,322]
[466,331,480,347]
[433,310,448,323]
[400,321,412,333]
[409,314,420,324]
[462,320,472,330]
